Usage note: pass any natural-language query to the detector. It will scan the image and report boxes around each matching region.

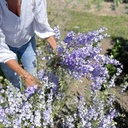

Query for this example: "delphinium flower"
[37,69,45,80]
[6,86,23,113]
[90,54,122,91]
[46,27,116,93]
[36,48,42,56]
[58,46,120,93]
[43,84,54,127]
[62,115,75,128]
[120,83,128,93]
[13,118,21,128]
[45,71,59,86]
[98,111,117,128]
[34,110,42,127]
[2,118,11,128]
[22,81,56,127]
[0,84,23,127]
[0,82,39,127]
[38,71,64,101]
[93,94,117,127]
[22,85,45,127]
[60,47,96,79]
[0,95,5,104]
[106,96,115,107]
[92,98,105,121]
[77,96,88,127]
[54,25,61,41]
[37,73,66,127]
[63,27,109,49]
[0,27,123,128]
[20,102,33,124]
[0,106,5,122]
[0,69,65,128]
[56,29,122,92]
[75,90,117,128]
[23,84,38,99]
[37,27,122,127]
[43,108,53,128]
[77,96,100,128]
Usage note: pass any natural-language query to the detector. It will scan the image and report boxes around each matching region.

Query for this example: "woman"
[0,0,57,88]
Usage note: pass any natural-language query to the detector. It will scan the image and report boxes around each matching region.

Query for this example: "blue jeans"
[0,36,37,88]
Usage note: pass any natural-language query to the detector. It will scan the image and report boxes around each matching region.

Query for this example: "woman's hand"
[6,59,41,89]
[23,73,41,88]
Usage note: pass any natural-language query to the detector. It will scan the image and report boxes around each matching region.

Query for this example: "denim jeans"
[0,36,37,88]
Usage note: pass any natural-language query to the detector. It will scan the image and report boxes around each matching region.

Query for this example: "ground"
[67,1,127,16]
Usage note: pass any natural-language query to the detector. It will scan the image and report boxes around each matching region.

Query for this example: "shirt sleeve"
[33,0,55,39]
[0,12,16,63]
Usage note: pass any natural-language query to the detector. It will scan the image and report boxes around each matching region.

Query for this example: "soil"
[67,1,128,16]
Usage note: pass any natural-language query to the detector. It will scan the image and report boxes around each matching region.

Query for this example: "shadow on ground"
[114,101,128,128]
[105,37,128,128]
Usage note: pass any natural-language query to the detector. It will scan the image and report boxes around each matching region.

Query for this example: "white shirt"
[0,0,55,63]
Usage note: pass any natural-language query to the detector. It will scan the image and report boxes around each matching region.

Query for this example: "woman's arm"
[6,59,40,88]
[46,35,57,50]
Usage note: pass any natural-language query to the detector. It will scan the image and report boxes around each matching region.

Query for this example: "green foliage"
[106,64,117,76]
[108,38,128,89]
[111,0,123,10]
[111,39,122,59]
[0,123,4,128]
[84,0,104,10]
[110,38,128,73]
[66,11,128,39]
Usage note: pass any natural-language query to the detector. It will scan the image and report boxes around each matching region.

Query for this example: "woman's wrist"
[24,73,30,80]
[46,36,58,50]
[21,72,30,80]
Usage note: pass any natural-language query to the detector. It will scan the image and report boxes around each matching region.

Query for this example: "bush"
[0,27,123,127]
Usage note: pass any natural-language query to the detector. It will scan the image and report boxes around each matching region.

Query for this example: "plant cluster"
[0,27,123,128]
